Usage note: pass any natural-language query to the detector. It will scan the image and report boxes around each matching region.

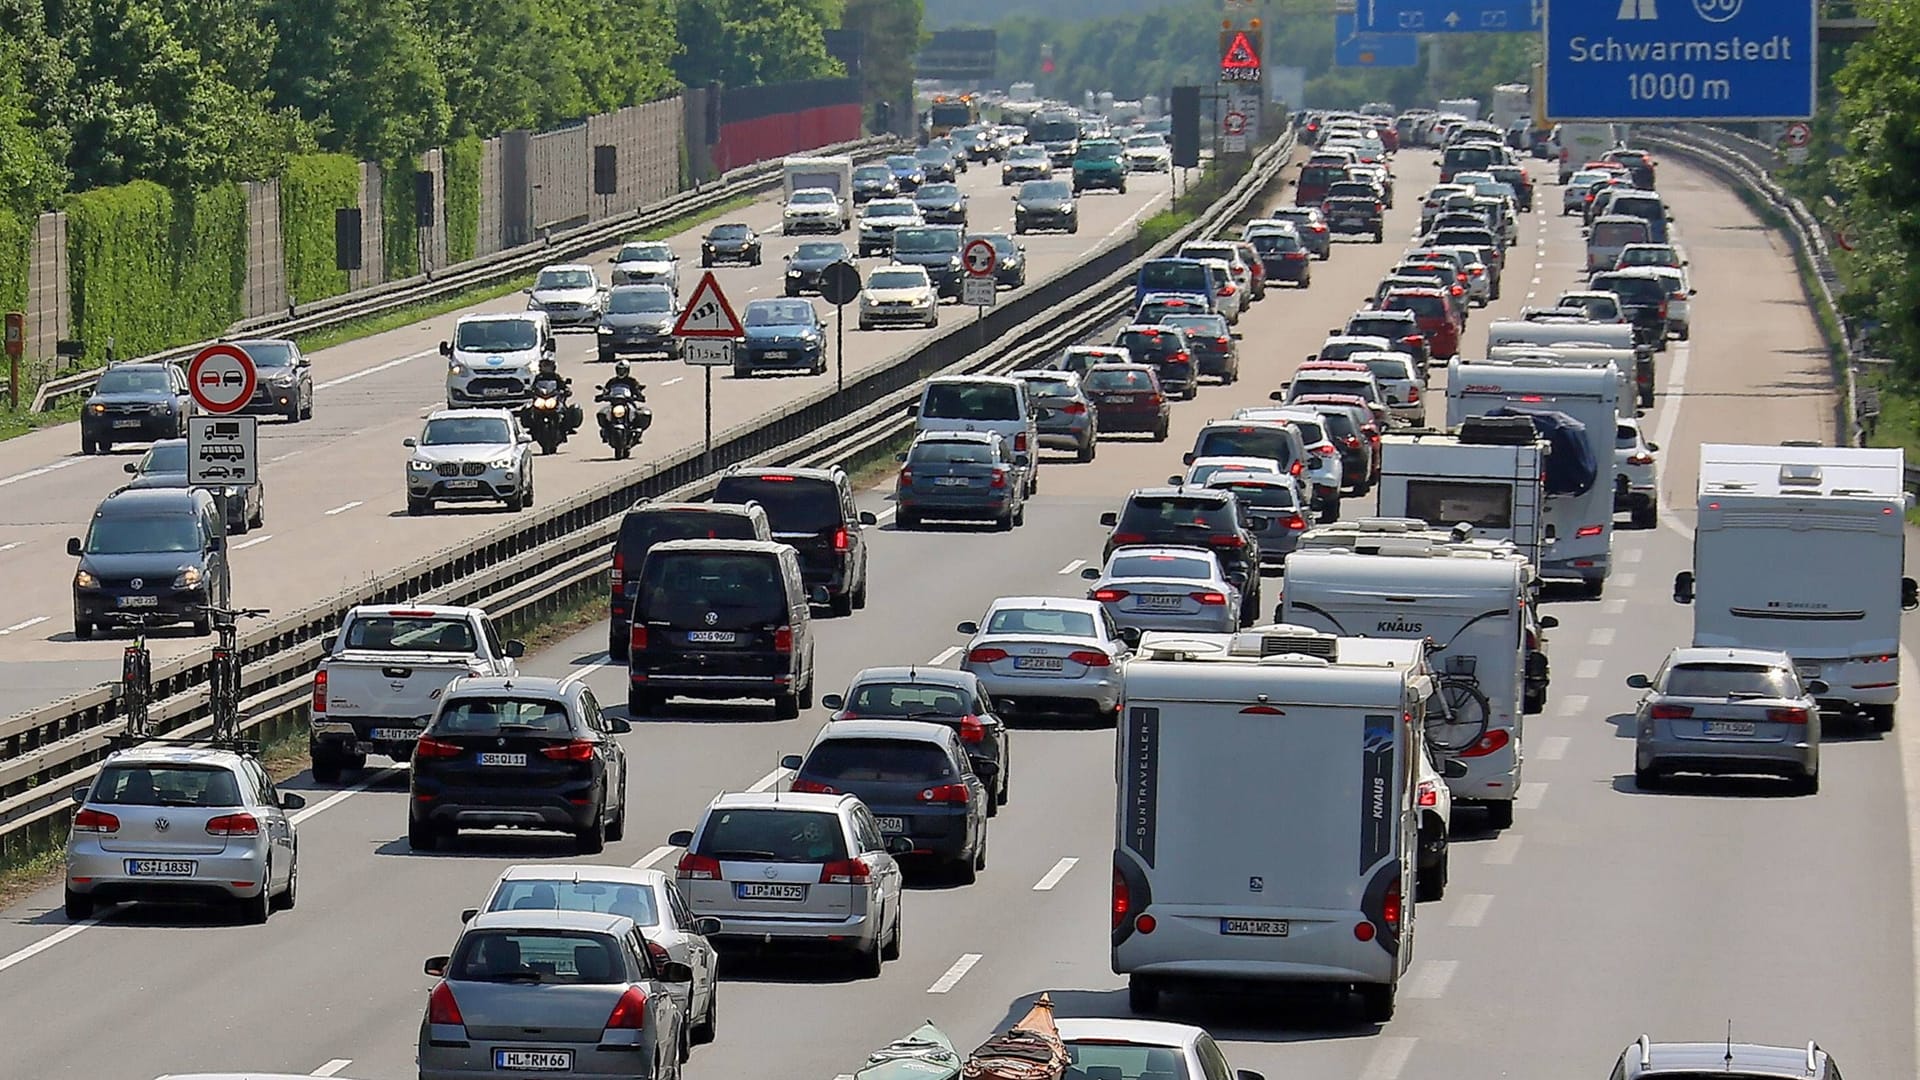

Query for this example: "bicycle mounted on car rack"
[200,605,270,741]
[106,732,262,756]
[118,613,169,738]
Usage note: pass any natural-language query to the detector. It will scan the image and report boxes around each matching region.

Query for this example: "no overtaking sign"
[186,343,257,415]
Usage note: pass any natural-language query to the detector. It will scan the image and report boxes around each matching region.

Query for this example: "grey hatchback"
[783,720,990,883]
[893,430,1028,530]
[1628,647,1824,794]
[821,666,1010,811]
[1011,369,1097,462]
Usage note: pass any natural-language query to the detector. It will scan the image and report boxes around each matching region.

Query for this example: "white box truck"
[1676,444,1918,731]
[1377,426,1547,570]
[1489,84,1531,132]
[1447,357,1618,596]
[1113,625,1422,1021]
[780,155,854,229]
[1552,122,1623,182]
[1437,97,1482,123]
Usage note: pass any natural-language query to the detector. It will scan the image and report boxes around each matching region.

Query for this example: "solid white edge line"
[1057,559,1087,575]
[323,501,364,516]
[233,534,274,550]
[312,1060,354,1077]
[0,919,101,974]
[633,845,676,870]
[928,645,961,666]
[562,654,612,688]
[315,347,439,390]
[926,953,982,993]
[291,766,404,826]
[1033,857,1078,891]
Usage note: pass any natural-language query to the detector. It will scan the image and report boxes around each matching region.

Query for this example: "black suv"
[1113,325,1198,400]
[81,363,195,455]
[69,487,230,638]
[1099,486,1263,627]
[1589,270,1672,353]
[712,465,876,615]
[608,501,773,660]
[1322,195,1384,242]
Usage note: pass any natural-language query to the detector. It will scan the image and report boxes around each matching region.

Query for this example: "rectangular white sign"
[187,415,258,486]
[963,277,997,307]
[681,339,734,367]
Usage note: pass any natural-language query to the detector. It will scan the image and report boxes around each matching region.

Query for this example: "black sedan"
[81,363,195,455]
[783,241,854,297]
[968,232,1027,289]
[122,439,265,533]
[913,183,969,226]
[700,222,761,267]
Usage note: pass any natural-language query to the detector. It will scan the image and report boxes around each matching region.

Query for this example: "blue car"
[1132,257,1220,313]
[885,154,925,192]
[734,299,827,378]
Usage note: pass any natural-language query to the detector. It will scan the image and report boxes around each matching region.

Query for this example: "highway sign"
[187,415,257,486]
[962,276,997,308]
[1223,111,1248,136]
[1357,0,1540,33]
[671,272,746,339]
[1333,13,1419,68]
[1781,120,1812,164]
[186,343,258,415]
[1219,30,1262,82]
[819,261,863,306]
[682,339,735,367]
[1544,0,1816,122]
[962,238,998,278]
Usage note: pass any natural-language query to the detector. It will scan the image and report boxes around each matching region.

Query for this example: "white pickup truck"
[308,604,524,782]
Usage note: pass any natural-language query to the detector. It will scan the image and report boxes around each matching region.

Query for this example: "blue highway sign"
[1544,0,1816,122]
[1334,13,1419,69]
[1357,0,1540,34]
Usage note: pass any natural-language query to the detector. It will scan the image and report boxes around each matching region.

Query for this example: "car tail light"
[1313,224,1327,233]
[428,982,466,1027]
[312,669,328,713]
[968,646,1009,663]
[1069,650,1113,668]
[1135,913,1157,933]
[72,808,119,833]
[1408,386,1421,402]
[1576,525,1604,538]
[1470,266,1485,277]
[629,624,648,653]
[821,856,874,883]
[1191,591,1227,606]
[1417,781,1438,808]
[1767,708,1810,724]
[676,853,723,880]
[790,777,838,794]
[1211,534,1247,550]
[1215,336,1232,346]
[540,740,596,762]
[1382,876,1402,928]
[645,939,672,968]
[1063,401,1087,414]
[918,783,970,805]
[1111,532,1147,545]
[1658,302,1670,320]
[899,467,913,486]
[1286,514,1307,531]
[1459,729,1512,758]
[1649,704,1694,720]
[833,527,850,552]
[1315,444,1337,457]
[773,626,794,653]
[991,468,1008,489]
[1145,393,1163,406]
[1014,432,1029,452]
[1218,284,1236,296]
[959,714,986,743]
[1092,588,1129,602]
[604,986,650,1029]
[1171,351,1190,364]
[1374,202,1383,214]
[205,812,260,837]
[415,737,463,760]
[1450,285,1464,297]
[610,550,624,598]
[1289,459,1304,476]
[1344,435,1362,448]
[1628,451,1654,466]
[1112,867,1131,929]
[1854,653,1895,665]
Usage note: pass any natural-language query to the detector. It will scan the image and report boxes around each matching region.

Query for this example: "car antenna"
[1725,1021,1734,1068]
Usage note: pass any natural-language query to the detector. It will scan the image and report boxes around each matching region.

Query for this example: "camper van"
[1377,427,1547,570]
[1447,358,1618,596]
[781,156,855,229]
[1677,444,1918,731]
[1485,317,1649,407]
[1112,625,1421,1021]
[1278,545,1534,827]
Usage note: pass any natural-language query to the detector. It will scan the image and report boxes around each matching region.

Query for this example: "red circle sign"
[1782,122,1811,148]
[1224,111,1248,135]
[963,238,998,279]
[186,343,258,414]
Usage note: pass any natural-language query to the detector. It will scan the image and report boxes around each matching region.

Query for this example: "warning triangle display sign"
[671,271,746,338]
[1220,31,1261,71]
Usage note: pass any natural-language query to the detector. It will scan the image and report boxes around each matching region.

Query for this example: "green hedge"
[444,137,481,264]
[280,153,359,305]
[382,156,420,280]
[66,181,246,362]
[0,209,26,317]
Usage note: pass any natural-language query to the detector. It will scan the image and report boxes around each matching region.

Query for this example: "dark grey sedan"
[597,284,680,361]
[968,232,1027,288]
[893,430,1026,530]
[913,182,969,226]
[1010,369,1096,462]
[821,665,1010,811]
[122,438,264,533]
[234,338,314,422]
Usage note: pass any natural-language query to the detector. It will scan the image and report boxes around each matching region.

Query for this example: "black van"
[626,540,822,719]
[69,487,230,638]
[711,466,875,616]
[608,501,772,660]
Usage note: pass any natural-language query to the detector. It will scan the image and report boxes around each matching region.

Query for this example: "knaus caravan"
[1377,426,1547,569]
[1278,545,1535,827]
[1485,318,1649,408]
[1113,626,1421,1021]
[1447,358,1617,595]
[1676,444,1918,730]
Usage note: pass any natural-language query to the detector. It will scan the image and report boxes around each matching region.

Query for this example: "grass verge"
[0,399,83,443]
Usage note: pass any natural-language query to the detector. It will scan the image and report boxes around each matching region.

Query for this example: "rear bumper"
[412,787,600,831]
[67,845,268,902]
[706,909,879,948]
[898,491,1016,519]
[1094,405,1166,432]
[1638,729,1816,776]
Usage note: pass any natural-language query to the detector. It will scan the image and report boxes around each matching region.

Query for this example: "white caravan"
[780,155,855,229]
[1676,443,1918,730]
[1485,317,1647,408]
[1447,357,1618,596]
[1278,545,1532,827]
[1377,426,1547,570]
[1113,625,1421,1021]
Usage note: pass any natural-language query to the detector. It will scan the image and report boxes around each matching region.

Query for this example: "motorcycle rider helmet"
[613,361,632,378]
[538,355,557,372]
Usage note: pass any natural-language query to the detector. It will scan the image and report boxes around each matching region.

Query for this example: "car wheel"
[857,927,885,978]
[73,619,93,640]
[249,495,264,529]
[774,690,801,720]
[407,495,431,516]
[1631,504,1657,530]
[606,786,627,842]
[301,396,313,420]
[1357,981,1397,1023]
[99,439,112,454]
[1868,703,1896,733]
[64,887,94,920]
[81,435,96,455]
[690,984,718,1046]
[311,740,343,784]
[1416,846,1448,902]
[996,510,1014,531]
[1793,769,1820,796]
[896,509,918,530]
[1012,502,1025,528]
[192,613,213,636]
[238,870,271,924]
[1077,437,1095,463]
[953,849,978,886]
[852,573,868,610]
[1152,421,1169,443]
[609,631,629,663]
[408,815,439,851]
[272,851,299,911]
[859,320,872,331]
[1634,764,1663,790]
[285,399,301,424]
[1128,976,1161,1015]
[576,802,606,855]
[881,908,903,961]
[800,674,815,710]
[629,689,658,717]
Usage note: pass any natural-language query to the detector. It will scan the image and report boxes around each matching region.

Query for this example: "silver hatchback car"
[420,910,690,1080]
[1628,647,1825,793]
[65,739,304,922]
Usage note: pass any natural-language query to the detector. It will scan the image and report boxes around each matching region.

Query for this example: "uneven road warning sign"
[1220,31,1262,73]
[671,272,746,339]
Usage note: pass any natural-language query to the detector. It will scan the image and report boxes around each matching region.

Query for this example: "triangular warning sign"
[1221,31,1260,70]
[671,271,746,338]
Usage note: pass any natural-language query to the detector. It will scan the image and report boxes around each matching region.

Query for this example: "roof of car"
[98,486,207,511]
[913,429,1000,445]
[1053,1018,1206,1048]
[708,790,853,813]
[986,595,1106,614]
[813,718,958,746]
[538,263,595,274]
[848,666,980,690]
[99,361,173,372]
[466,908,636,935]
[1128,485,1230,502]
[457,311,544,324]
[1662,646,1798,668]
[445,675,580,701]
[646,538,796,560]
[496,863,668,888]
[425,407,517,423]
[1106,544,1222,565]
[101,744,251,768]
[1632,1042,1825,1078]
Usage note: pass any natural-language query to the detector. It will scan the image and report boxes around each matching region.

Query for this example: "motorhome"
[1485,317,1649,408]
[1489,84,1532,132]
[1112,624,1421,1021]
[780,156,855,229]
[1447,358,1617,596]
[1377,426,1547,569]
[1488,344,1635,417]
[1676,444,1917,731]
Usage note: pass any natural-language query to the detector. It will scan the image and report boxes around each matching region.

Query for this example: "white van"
[1447,358,1618,596]
[1113,625,1421,1021]
[909,376,1043,496]
[441,311,555,410]
[1677,444,1918,731]
[1278,546,1533,827]
[1552,122,1621,182]
[1377,426,1547,570]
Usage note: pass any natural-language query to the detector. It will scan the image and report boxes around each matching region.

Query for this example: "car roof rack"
[108,733,261,756]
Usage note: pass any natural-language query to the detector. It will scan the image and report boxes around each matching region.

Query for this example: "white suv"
[443,311,553,409]
[405,408,535,515]
[782,188,846,235]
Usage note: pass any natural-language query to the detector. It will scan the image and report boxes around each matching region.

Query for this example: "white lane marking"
[1621,547,1644,563]
[1530,276,1541,285]
[748,767,791,793]
[323,500,364,516]
[1403,960,1458,999]
[1525,292,1536,302]
[929,645,962,666]
[0,455,84,490]
[874,507,897,524]
[1448,893,1493,927]
[0,919,101,974]
[312,1061,354,1078]
[563,654,612,688]
[0,615,49,635]
[1575,659,1604,680]
[0,541,21,553]
[1614,572,1638,589]
[1537,735,1571,761]
[233,534,274,550]
[662,377,685,387]
[633,845,676,870]
[316,348,439,389]
[1033,857,1079,891]
[927,953,982,993]
[1058,559,1087,575]
[1557,694,1589,717]
[1655,343,1697,543]
[1588,627,1616,647]
[1602,598,1627,615]
[270,450,304,463]
[1897,649,1920,1068]
[1514,782,1548,811]
[1483,833,1523,865]
[292,767,404,825]
[1359,1036,1418,1080]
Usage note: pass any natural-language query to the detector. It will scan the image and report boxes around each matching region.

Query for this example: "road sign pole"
[835,302,846,394]
[703,366,714,468]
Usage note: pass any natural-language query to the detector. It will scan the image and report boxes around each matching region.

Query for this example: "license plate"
[478,752,526,767]
[762,351,789,360]
[117,595,159,608]
[495,1050,573,1071]
[370,728,420,742]
[126,859,196,876]
[737,882,806,901]
[934,476,970,486]
[1796,664,1821,680]
[113,419,141,429]
[1704,721,1757,736]
[1221,918,1289,936]
[686,630,737,644]
[445,479,481,489]
[1014,655,1065,671]
[1135,595,1186,610]
[482,386,515,396]
[875,816,907,833]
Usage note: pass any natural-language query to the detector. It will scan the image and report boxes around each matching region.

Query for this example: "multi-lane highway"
[2,150,1912,1080]
[0,162,1176,719]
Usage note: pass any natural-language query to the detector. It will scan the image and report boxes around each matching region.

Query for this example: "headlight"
[174,566,202,589]
[493,456,517,470]
[74,570,97,588]
[89,402,105,414]
[598,325,613,334]
[450,362,469,377]
[787,269,802,277]
[535,397,557,409]
[611,404,628,418]
[911,296,932,307]
[409,459,435,472]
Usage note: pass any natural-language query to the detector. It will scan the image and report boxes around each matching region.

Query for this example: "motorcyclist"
[529,356,582,433]
[596,361,648,435]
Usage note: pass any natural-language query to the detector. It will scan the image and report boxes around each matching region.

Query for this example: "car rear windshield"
[1117,495,1237,536]
[1017,375,1077,400]
[343,614,477,652]
[1117,330,1179,356]
[619,509,761,563]
[804,738,956,783]
[1561,295,1621,320]
[1405,480,1513,528]
[1662,663,1800,699]
[1317,411,1362,440]
[894,230,956,259]
[985,607,1097,636]
[1348,317,1413,339]
[1328,183,1377,199]
[1300,165,1344,187]
[1064,1041,1192,1080]
[434,697,574,735]
[714,476,843,533]
[1084,368,1157,391]
[86,513,200,555]
[1361,357,1412,382]
[1161,315,1228,339]
[1110,553,1214,579]
[846,682,974,717]
[451,930,626,984]
[92,764,241,807]
[1592,221,1650,247]
[1594,276,1668,305]
[139,443,189,474]
[1250,232,1300,253]
[1444,145,1494,171]
[1194,426,1297,463]
[1208,481,1298,510]
[96,369,172,394]
[696,808,848,863]
[638,552,788,627]
[1137,260,1207,292]
[1384,294,1447,320]
[922,381,1021,421]
[486,879,660,927]
[910,440,996,464]
[1292,377,1377,401]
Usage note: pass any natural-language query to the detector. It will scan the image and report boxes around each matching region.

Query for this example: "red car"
[1380,286,1462,360]
[1080,363,1171,441]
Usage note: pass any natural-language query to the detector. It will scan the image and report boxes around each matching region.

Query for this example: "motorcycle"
[595,383,652,461]
[522,374,581,455]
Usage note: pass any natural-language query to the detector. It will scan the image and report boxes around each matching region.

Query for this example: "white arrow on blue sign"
[1357,0,1540,34]
[1544,0,1816,122]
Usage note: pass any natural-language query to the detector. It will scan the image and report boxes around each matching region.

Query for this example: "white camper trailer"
[1485,317,1649,408]
[1377,428,1547,569]
[780,155,855,229]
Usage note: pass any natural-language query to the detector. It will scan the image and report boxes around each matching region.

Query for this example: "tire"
[1484,799,1515,829]
[1583,578,1606,599]
[610,631,629,663]
[301,397,314,421]
[690,984,719,1045]
[857,931,885,978]
[1794,770,1820,796]
[64,888,94,920]
[82,435,97,455]
[408,815,440,851]
[996,511,1013,532]
[272,853,299,911]
[1635,765,1663,791]
[285,400,301,424]
[311,741,343,784]
[774,691,801,721]
[830,590,854,617]
[799,675,815,710]
[974,827,988,871]
[576,803,607,855]
[1152,422,1168,443]
[952,851,978,886]
[1631,504,1657,530]
[881,909,903,961]
[629,690,658,717]
[896,509,919,530]
[1357,981,1396,1023]
[99,439,112,454]
[1012,503,1025,527]
[1128,976,1161,1015]
[74,620,93,640]
[1076,437,1095,463]
[1868,703,1896,733]
[607,787,627,842]
[249,496,264,530]
[852,575,868,610]
[239,873,271,925]
[1417,848,1448,902]
[599,348,616,362]
[192,614,213,637]
[407,495,431,516]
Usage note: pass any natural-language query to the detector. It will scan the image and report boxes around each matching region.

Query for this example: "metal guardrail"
[0,129,1299,856]
[29,136,902,413]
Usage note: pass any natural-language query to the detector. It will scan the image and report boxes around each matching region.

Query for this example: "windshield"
[1384,294,1447,320]
[92,764,240,807]
[1010,147,1046,161]
[1362,357,1410,381]
[1208,481,1297,510]
[95,369,171,394]
[607,288,671,314]
[910,440,996,464]
[138,442,189,474]
[985,607,1097,636]
[617,244,671,263]
[485,879,659,926]
[803,738,956,783]
[922,382,1019,420]
[456,320,538,352]
[868,270,928,290]
[1083,367,1156,391]
[1017,375,1076,400]
[916,183,960,202]
[1030,119,1079,142]
[854,166,891,181]
[867,202,916,219]
[695,808,847,864]
[846,681,973,717]
[886,156,920,170]
[1250,233,1300,253]
[791,190,834,204]
[713,476,842,533]
[1117,329,1179,356]
[450,930,624,985]
[421,416,511,446]
[1126,135,1164,149]
[1194,427,1296,463]
[1020,181,1071,201]
[86,514,200,555]
[1162,315,1228,339]
[433,697,572,735]
[894,229,959,254]
[709,224,751,239]
[535,269,593,290]
[1663,663,1800,699]
[1078,140,1122,160]
[1300,165,1345,187]
[794,243,847,261]
[239,341,294,367]
[342,614,477,653]
[914,148,948,163]
[745,301,814,328]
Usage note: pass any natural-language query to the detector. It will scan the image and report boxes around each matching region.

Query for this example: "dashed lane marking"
[1614,572,1638,589]
[1515,782,1548,811]
[1359,1037,1418,1080]
[324,501,363,516]
[1058,559,1087,575]
[1483,833,1523,865]
[562,654,611,688]
[927,953,982,993]
[1403,960,1458,999]
[1034,857,1078,891]
[1575,659,1604,680]
[0,541,21,553]
[1557,694,1589,717]
[1602,598,1626,615]
[1588,627,1616,647]
[748,766,791,793]
[662,376,684,387]
[316,347,440,390]
[233,534,275,551]
[633,845,675,870]
[312,1061,354,1077]
[1448,894,1493,927]
[1621,547,1643,563]
[0,616,49,635]
[929,645,962,666]
[1537,735,1571,761]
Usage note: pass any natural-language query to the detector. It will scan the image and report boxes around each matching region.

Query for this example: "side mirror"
[124,462,138,474]
[957,620,980,635]
[808,585,831,605]
[1118,626,1143,648]
[1625,673,1651,689]
[1689,288,1698,296]
[895,452,908,462]
[1166,474,1184,487]
[905,403,920,417]
[1237,1070,1267,1080]
[1673,570,1695,605]
[1269,390,1287,402]
[1539,615,1560,629]
[1099,511,1119,527]
[1646,441,1660,452]
[886,835,915,855]
[281,793,307,811]
[1181,452,1196,466]
[520,433,534,444]
[1081,567,1102,580]
[522,287,533,295]
[607,717,632,734]
[72,785,89,804]
[67,537,82,557]
[438,341,452,356]
[1805,679,1831,696]
[1232,333,1244,341]
[425,956,450,976]
[1904,577,1919,611]
[692,916,722,936]
[461,908,478,923]
[858,511,878,526]
[973,759,1001,779]
[668,829,695,848]
[821,693,846,711]
[505,639,526,658]
[780,754,804,770]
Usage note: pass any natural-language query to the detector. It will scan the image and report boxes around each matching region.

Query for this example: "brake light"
[1062,401,1087,414]
[1450,285,1464,297]
[1191,591,1227,606]
[1286,514,1307,531]
[1374,202,1383,214]
[1767,708,1810,724]
[1344,436,1362,448]
[1014,432,1029,452]
[1382,876,1402,928]
[1092,588,1129,602]
[1407,386,1421,402]
[610,550,624,597]
[205,812,260,837]
[833,527,850,552]
[428,982,466,1027]
[1459,729,1511,757]
[1627,451,1654,466]
[676,853,723,880]
[1470,266,1485,276]
[990,468,1007,489]
[1315,444,1337,457]
[1215,336,1232,346]
[1649,704,1693,720]
[415,737,463,759]
[1417,782,1437,808]
[968,646,1009,663]
[1068,650,1113,667]
[790,777,838,794]
[959,714,986,744]
[604,986,650,1029]
[1171,351,1190,364]
[1218,283,1236,296]
[1111,532,1147,545]
[758,474,796,482]
[918,783,971,805]
[1209,534,1246,548]
[899,467,913,486]
[1112,868,1132,929]
[312,669,328,713]
[540,740,596,762]
[773,626,794,653]
[1575,525,1604,538]
[1312,224,1327,233]
[645,940,672,968]
[72,808,119,833]
[630,624,648,652]
[821,856,874,883]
